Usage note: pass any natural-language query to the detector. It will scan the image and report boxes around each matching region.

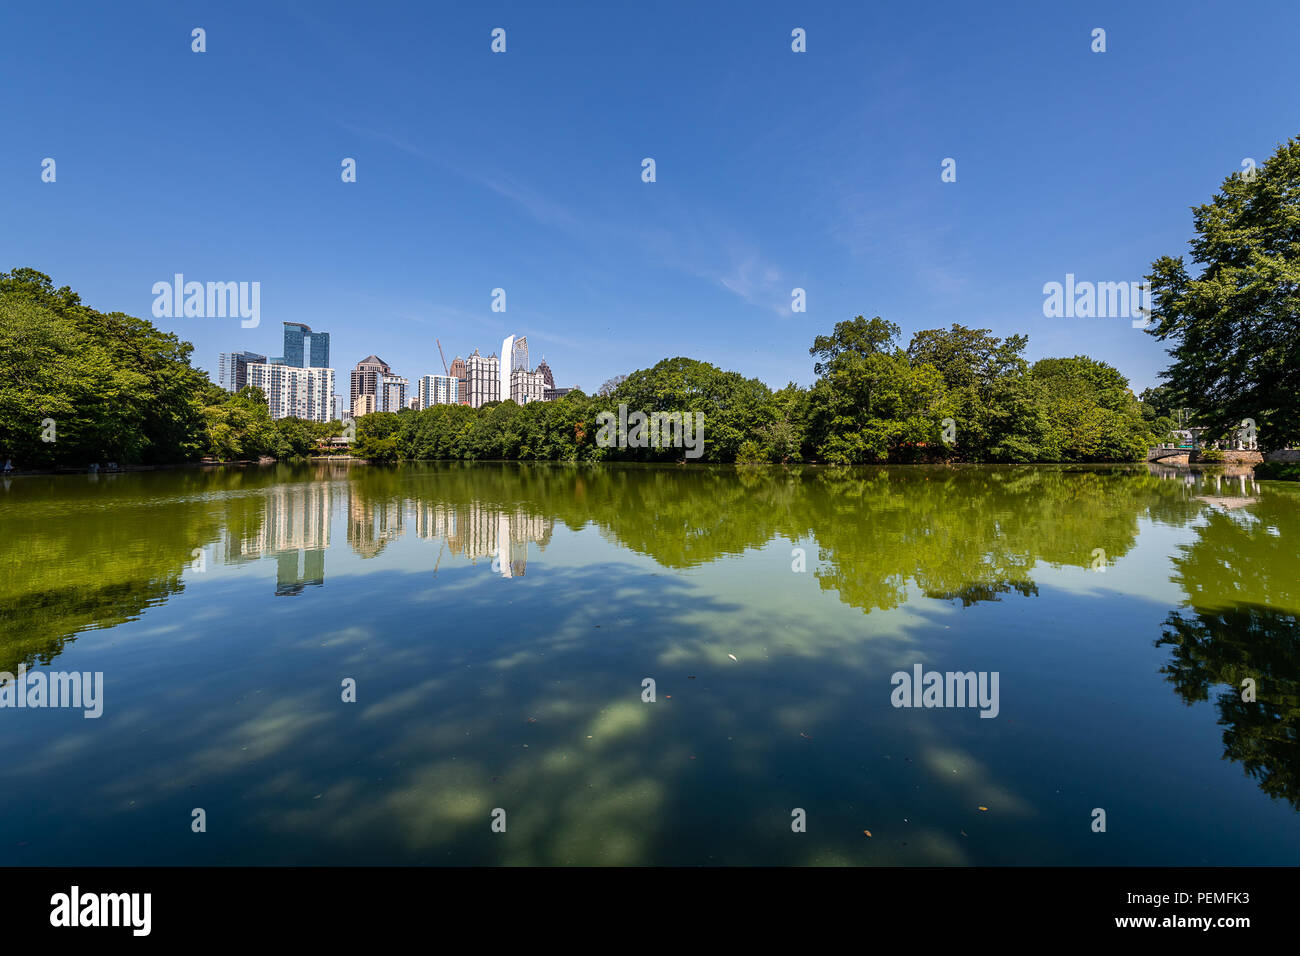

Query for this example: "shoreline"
[0,455,367,477]
[2,457,1282,479]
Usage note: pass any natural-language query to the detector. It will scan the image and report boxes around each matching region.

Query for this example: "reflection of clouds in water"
[920,746,1035,817]
[95,697,333,807]
[6,463,1299,863]
[360,678,447,722]
[59,557,995,863]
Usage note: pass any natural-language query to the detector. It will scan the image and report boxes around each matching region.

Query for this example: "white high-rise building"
[499,335,531,403]
[465,349,500,408]
[417,374,460,409]
[379,374,409,413]
[246,363,335,422]
[510,367,546,404]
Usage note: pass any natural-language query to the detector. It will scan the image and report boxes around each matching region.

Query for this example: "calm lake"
[1,462,1297,865]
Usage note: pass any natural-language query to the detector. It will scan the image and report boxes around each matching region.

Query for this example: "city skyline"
[221,318,579,420]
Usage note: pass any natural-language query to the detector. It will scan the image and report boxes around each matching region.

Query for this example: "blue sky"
[3,0,1298,395]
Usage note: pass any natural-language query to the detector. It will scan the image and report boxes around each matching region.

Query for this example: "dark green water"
[1,462,1297,865]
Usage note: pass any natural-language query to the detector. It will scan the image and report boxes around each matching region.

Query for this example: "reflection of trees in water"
[0,470,225,672]
[1157,491,1300,809]
[350,462,783,569]
[767,465,1170,615]
[354,462,1236,618]
[1158,606,1300,809]
[0,463,350,672]
[6,460,1291,689]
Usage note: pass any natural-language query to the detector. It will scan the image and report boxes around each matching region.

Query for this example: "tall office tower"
[282,323,307,367]
[464,349,500,408]
[351,355,391,412]
[417,374,460,409]
[379,374,409,413]
[499,335,531,407]
[535,358,555,390]
[282,322,331,368]
[245,363,335,422]
[449,356,468,404]
[218,350,268,392]
[511,336,530,372]
[352,393,377,417]
[309,330,330,368]
[499,336,515,405]
[510,366,546,405]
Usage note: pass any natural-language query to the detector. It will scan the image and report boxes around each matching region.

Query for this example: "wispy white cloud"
[714,256,790,316]
[472,175,582,232]
[337,121,793,317]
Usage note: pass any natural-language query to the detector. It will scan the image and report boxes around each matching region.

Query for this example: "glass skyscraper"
[282,322,330,368]
[218,350,268,392]
[283,322,306,367]
[309,330,330,368]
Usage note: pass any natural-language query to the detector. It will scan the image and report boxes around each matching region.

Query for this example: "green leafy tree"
[808,317,947,463]
[353,411,402,461]
[1030,357,1151,461]
[906,324,1037,461]
[809,315,900,375]
[614,357,773,462]
[1138,385,1182,443]
[759,383,809,462]
[1,268,211,467]
[1145,137,1300,451]
[273,417,322,459]
[202,386,281,460]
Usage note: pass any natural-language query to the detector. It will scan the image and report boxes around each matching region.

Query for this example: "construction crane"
[436,338,449,376]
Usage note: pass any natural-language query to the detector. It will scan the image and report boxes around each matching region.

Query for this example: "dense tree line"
[202,385,341,461]
[370,317,1159,464]
[2,266,1159,468]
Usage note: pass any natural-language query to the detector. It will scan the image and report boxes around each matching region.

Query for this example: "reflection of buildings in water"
[1196,472,1261,510]
[222,483,333,595]
[276,548,325,595]
[414,503,457,541]
[413,500,552,576]
[348,492,405,559]
[1149,465,1263,508]
[498,509,552,577]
